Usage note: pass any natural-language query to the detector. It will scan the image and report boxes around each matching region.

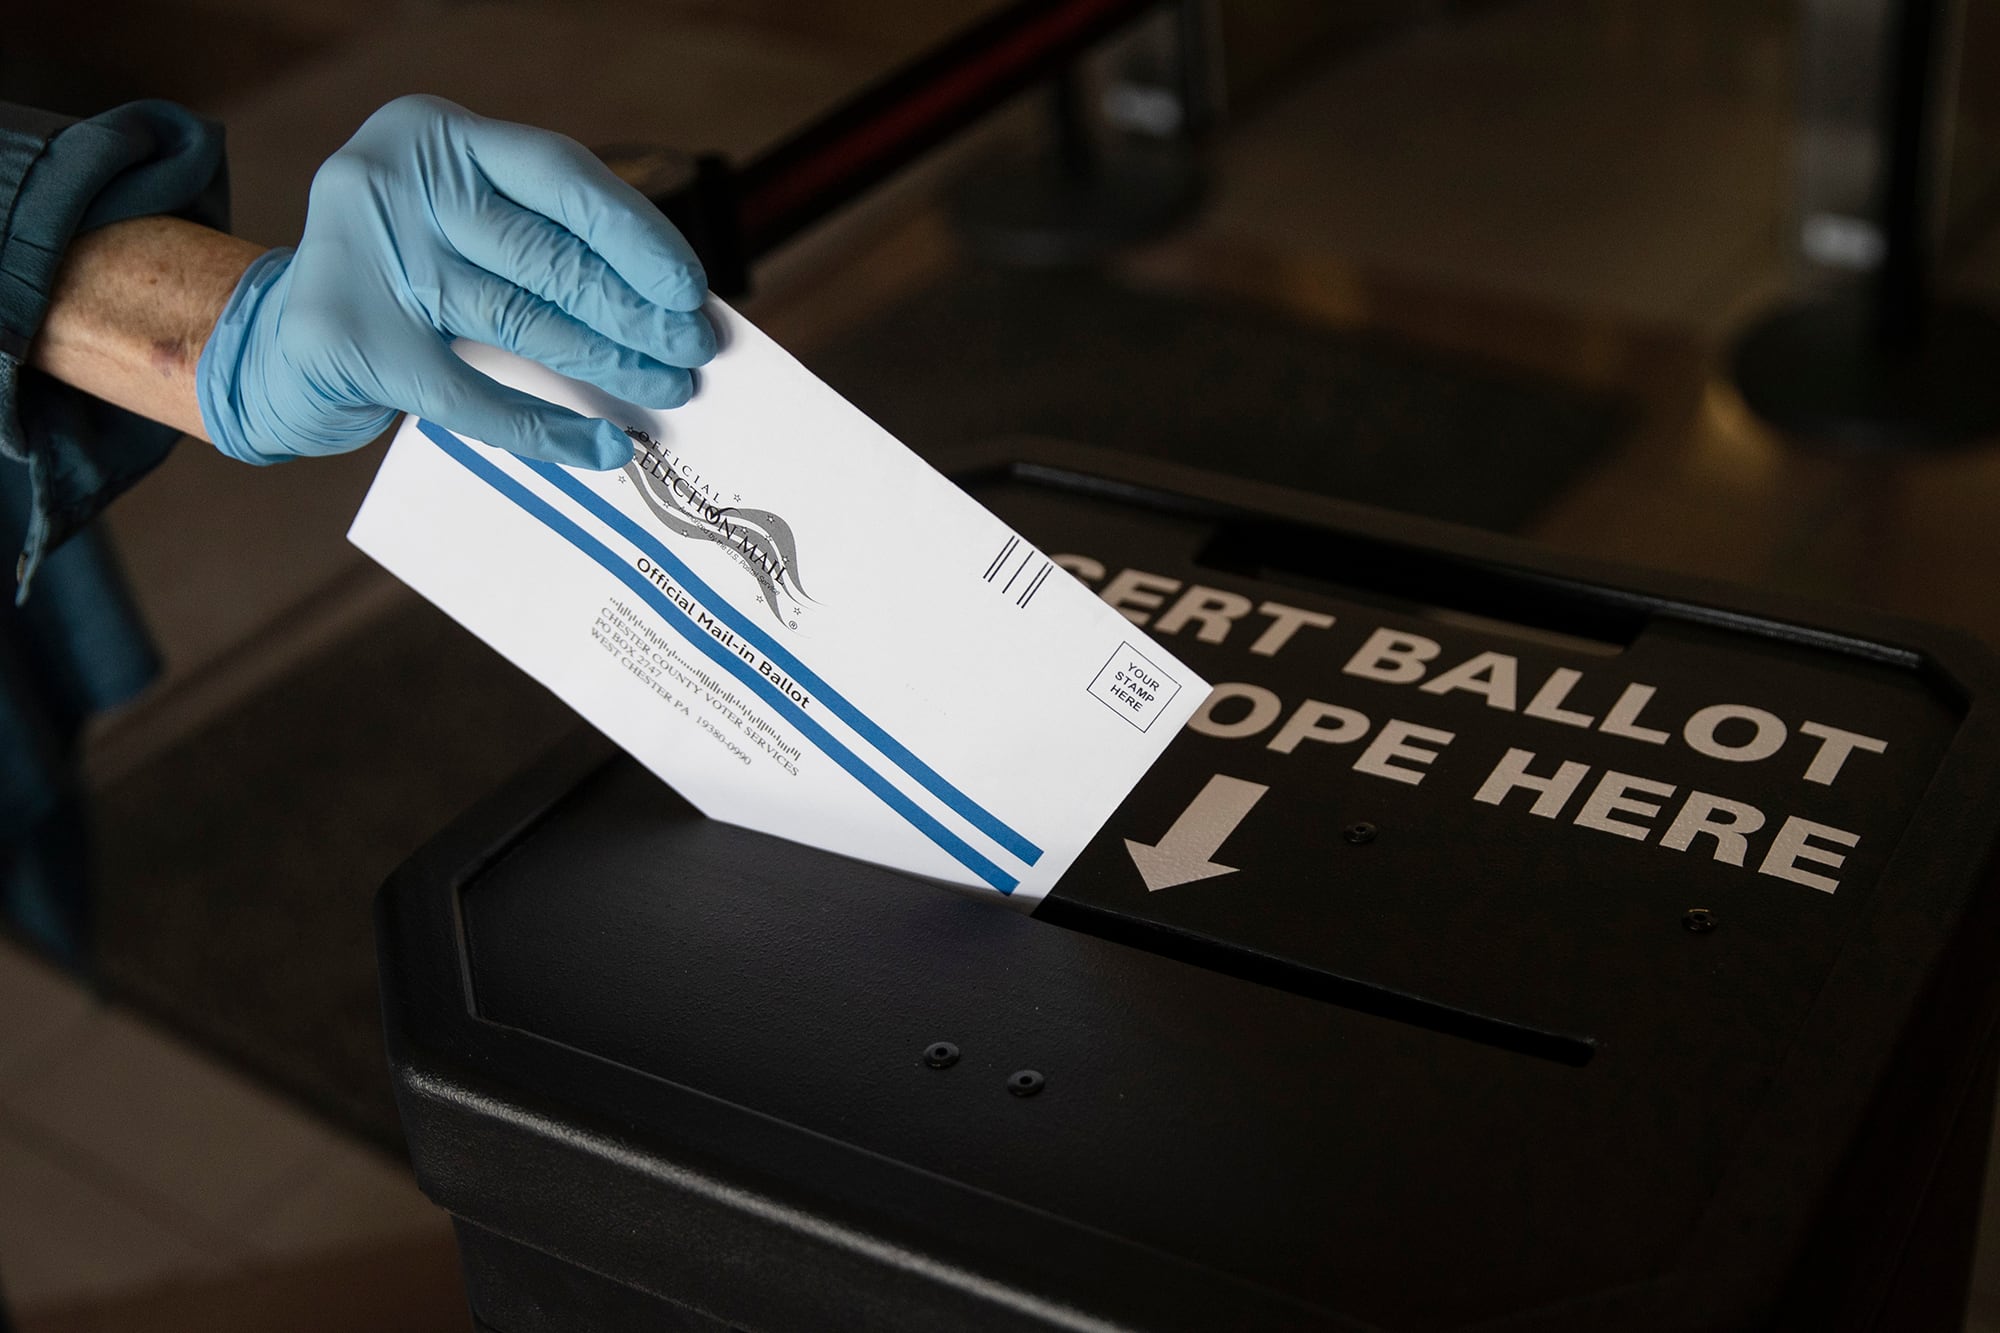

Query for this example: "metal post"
[1728,0,2000,448]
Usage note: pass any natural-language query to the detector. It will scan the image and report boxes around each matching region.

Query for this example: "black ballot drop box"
[377,440,2000,1332]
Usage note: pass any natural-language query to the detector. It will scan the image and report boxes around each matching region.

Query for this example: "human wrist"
[31,216,265,441]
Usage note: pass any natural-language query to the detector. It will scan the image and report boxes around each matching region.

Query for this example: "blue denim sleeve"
[0,99,228,595]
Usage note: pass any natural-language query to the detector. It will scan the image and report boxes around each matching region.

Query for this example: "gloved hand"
[197,94,713,471]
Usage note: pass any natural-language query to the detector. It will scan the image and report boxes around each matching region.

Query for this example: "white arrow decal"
[1124,774,1270,892]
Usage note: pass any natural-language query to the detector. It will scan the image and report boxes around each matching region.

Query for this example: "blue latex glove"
[197,95,713,471]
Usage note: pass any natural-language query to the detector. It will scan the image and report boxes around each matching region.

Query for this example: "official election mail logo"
[623,428,814,628]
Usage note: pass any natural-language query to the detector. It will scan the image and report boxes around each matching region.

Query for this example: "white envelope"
[348,302,1206,901]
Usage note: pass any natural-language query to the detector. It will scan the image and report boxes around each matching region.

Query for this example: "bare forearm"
[28,216,264,442]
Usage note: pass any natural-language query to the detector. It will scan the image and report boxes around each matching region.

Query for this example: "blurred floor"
[1167,0,1796,336]
[7,0,2000,1326]
[1111,0,2000,655]
[0,936,455,1330]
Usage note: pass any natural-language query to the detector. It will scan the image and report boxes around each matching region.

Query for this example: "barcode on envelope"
[983,534,1053,609]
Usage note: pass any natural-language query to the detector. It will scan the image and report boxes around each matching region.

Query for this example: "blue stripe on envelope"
[519,455,1045,868]
[418,420,1019,894]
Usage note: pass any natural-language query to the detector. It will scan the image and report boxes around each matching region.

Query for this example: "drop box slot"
[1033,894,1597,1067]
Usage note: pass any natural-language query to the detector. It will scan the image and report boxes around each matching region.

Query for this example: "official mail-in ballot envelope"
[348,303,1206,901]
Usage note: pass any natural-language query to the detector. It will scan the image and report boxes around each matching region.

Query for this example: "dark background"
[10,1,2000,1329]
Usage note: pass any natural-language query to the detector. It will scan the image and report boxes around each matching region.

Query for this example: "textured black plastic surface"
[381,442,2000,1332]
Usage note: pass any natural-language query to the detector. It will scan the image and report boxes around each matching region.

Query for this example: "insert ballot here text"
[1062,555,1895,896]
